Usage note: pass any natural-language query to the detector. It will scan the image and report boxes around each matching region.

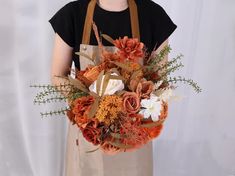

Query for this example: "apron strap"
[82,0,140,44]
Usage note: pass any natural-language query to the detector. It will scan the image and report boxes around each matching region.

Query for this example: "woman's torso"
[71,0,156,69]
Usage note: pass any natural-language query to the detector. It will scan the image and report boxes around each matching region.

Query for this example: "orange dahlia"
[114,36,145,62]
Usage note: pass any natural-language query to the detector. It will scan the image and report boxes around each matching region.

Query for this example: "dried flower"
[95,95,123,125]
[121,62,143,81]
[114,36,144,62]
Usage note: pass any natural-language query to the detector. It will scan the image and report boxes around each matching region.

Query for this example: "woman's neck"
[97,0,128,12]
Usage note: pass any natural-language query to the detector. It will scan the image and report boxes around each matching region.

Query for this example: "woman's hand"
[50,33,73,97]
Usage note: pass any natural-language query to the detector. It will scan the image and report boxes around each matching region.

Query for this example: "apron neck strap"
[82,0,140,44]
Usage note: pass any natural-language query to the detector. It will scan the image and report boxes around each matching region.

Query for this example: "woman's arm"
[50,33,73,95]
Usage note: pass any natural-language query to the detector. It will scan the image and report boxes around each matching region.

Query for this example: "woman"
[49,0,177,175]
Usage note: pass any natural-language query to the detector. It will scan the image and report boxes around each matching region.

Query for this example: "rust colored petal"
[123,92,140,114]
[83,66,101,82]
[81,119,101,145]
[136,79,154,98]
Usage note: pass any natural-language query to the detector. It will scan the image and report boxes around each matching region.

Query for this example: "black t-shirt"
[49,0,177,69]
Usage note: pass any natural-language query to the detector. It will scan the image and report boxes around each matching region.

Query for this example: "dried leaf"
[101,34,114,45]
[110,133,127,139]
[96,70,104,96]
[115,90,126,96]
[89,91,99,98]
[54,75,69,80]
[112,61,133,72]
[75,52,95,63]
[109,68,120,75]
[68,76,88,93]
[154,88,165,97]
[108,141,133,149]
[140,119,165,128]
[109,75,125,81]
[85,147,100,153]
[101,72,111,96]
[88,97,100,118]
[130,70,142,80]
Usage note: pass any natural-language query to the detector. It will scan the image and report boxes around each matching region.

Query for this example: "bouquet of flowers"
[31,24,201,154]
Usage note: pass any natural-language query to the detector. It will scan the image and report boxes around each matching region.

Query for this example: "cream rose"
[89,73,124,96]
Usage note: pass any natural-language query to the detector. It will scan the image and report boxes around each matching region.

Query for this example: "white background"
[0,0,235,176]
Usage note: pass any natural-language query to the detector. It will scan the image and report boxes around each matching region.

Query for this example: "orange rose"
[114,36,144,62]
[72,96,95,127]
[81,120,101,145]
[123,92,140,114]
[136,79,154,98]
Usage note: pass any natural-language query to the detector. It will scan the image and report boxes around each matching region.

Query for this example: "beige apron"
[65,0,153,175]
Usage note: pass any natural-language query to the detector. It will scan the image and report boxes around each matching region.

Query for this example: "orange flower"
[121,62,143,81]
[102,50,121,62]
[66,109,76,124]
[81,119,101,145]
[72,96,95,127]
[83,66,101,82]
[146,124,163,139]
[128,113,143,123]
[143,101,168,139]
[119,118,149,150]
[76,70,93,86]
[123,92,140,114]
[95,95,123,125]
[136,79,154,98]
[114,36,144,62]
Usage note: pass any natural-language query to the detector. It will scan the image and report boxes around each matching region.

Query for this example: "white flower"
[154,81,163,90]
[139,94,162,121]
[159,88,173,102]
[89,73,124,96]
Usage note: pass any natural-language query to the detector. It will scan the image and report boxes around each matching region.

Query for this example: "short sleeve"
[151,2,177,48]
[49,2,75,47]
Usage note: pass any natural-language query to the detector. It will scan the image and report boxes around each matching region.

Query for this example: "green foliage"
[30,82,87,117]
[167,76,202,93]
[40,107,70,117]
[145,45,202,93]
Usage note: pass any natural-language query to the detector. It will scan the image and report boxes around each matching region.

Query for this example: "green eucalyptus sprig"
[144,45,202,93]
[40,107,70,117]
[167,76,202,93]
[30,81,88,117]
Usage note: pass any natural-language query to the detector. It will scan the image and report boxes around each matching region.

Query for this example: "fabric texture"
[49,0,177,69]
